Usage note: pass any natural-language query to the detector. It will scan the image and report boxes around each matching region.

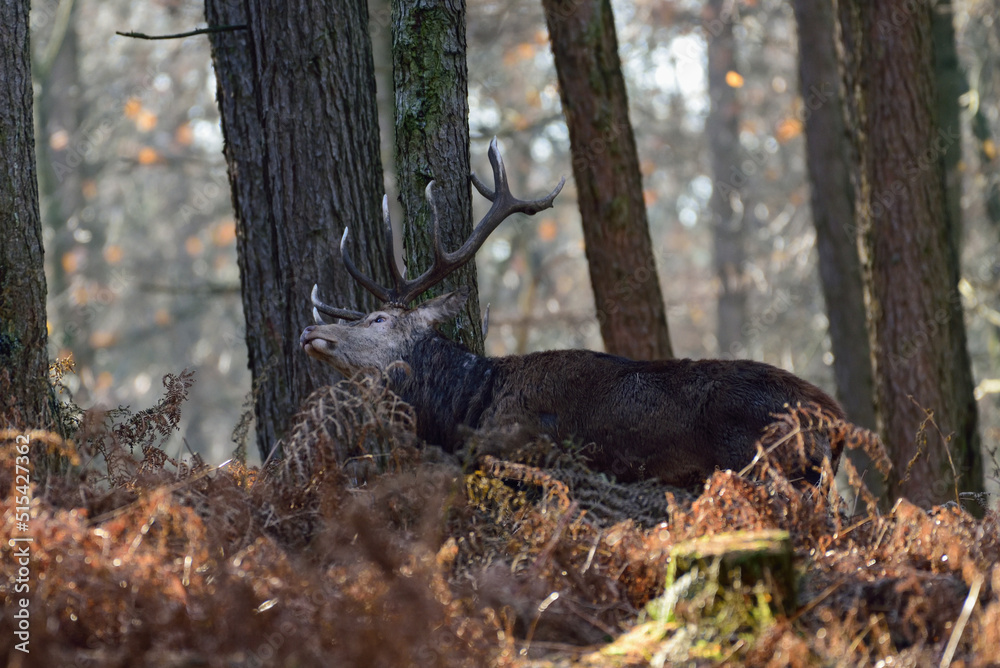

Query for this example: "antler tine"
[426,180,450,265]
[340,226,393,304]
[382,195,407,297]
[450,137,565,260]
[314,198,424,314]
[470,136,507,201]
[390,138,565,304]
[382,182,451,305]
[311,284,365,321]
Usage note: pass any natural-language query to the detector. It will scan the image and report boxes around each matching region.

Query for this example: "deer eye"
[373,316,386,324]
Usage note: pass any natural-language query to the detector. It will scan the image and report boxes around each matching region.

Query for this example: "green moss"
[0,318,24,363]
[393,7,455,138]
[633,531,795,662]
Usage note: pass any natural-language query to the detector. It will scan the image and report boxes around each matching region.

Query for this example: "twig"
[528,500,579,579]
[939,573,984,668]
[116,25,247,41]
[712,639,746,667]
[834,514,875,540]
[791,578,845,622]
[845,614,879,659]
[907,396,961,505]
[738,423,800,477]
[520,501,579,657]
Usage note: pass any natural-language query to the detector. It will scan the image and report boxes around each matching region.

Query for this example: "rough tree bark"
[0,0,51,428]
[541,0,673,361]
[205,0,390,461]
[705,0,748,358]
[792,0,881,501]
[835,0,982,507]
[391,0,483,353]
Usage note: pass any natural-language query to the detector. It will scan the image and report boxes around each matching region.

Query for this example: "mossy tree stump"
[667,529,796,615]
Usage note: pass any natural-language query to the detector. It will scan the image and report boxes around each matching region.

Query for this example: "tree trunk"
[0,0,51,428]
[205,0,390,461]
[541,0,673,361]
[391,0,483,353]
[931,4,967,254]
[792,0,881,502]
[930,4,983,509]
[835,0,982,507]
[705,0,748,359]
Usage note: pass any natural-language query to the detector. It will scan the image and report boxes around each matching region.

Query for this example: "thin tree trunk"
[930,11,984,505]
[541,0,673,361]
[391,0,483,353]
[0,0,51,428]
[932,4,967,254]
[792,0,881,502]
[205,0,390,461]
[835,0,982,507]
[705,0,748,358]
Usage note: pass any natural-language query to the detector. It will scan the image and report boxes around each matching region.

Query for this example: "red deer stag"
[300,139,845,487]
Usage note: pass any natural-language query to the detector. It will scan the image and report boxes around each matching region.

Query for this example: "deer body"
[301,290,845,487]
[301,139,844,487]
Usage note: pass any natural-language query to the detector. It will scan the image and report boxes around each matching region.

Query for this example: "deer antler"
[311,284,365,323]
[336,137,565,309]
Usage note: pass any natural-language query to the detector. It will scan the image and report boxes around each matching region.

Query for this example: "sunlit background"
[30,0,1000,486]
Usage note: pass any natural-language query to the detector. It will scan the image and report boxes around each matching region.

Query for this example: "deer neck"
[388,333,496,451]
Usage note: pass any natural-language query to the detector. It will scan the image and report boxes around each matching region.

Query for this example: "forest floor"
[1,371,999,667]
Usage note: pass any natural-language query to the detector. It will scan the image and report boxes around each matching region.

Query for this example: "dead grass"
[1,374,998,667]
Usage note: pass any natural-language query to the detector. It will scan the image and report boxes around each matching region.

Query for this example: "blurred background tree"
[25,0,1000,506]
[705,0,747,361]
[791,0,878,504]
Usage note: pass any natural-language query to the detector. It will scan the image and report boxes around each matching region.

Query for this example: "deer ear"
[414,287,470,325]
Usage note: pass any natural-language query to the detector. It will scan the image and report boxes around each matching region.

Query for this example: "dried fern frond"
[276,371,417,489]
[746,402,890,486]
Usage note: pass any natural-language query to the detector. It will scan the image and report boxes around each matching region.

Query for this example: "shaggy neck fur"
[388,333,497,450]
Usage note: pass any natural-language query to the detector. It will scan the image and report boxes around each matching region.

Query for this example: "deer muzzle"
[299,325,334,358]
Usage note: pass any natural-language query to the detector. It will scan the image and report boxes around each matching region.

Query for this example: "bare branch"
[116,25,247,41]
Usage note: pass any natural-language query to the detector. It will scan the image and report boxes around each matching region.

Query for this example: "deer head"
[301,288,470,376]
[300,138,565,375]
